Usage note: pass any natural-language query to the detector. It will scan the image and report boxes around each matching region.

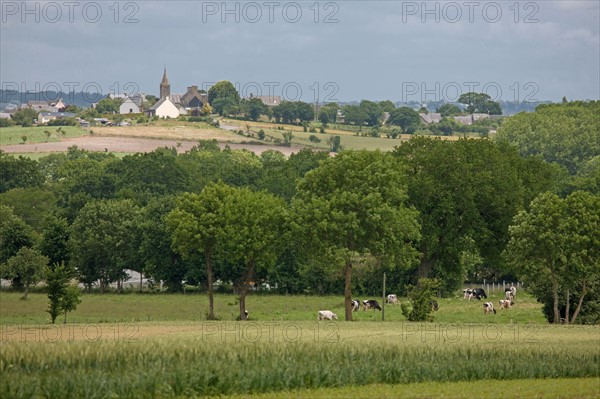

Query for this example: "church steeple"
[160,67,170,100]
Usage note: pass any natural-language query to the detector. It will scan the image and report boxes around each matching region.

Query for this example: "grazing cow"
[317,310,338,320]
[363,299,382,311]
[430,300,439,312]
[473,288,487,299]
[505,287,517,302]
[499,299,512,310]
[463,288,475,300]
[483,302,496,314]
[351,299,360,312]
[386,294,399,305]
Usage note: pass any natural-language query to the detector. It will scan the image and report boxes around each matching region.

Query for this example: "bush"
[309,134,321,143]
[0,118,15,127]
[257,129,265,140]
[47,118,77,127]
[401,278,440,322]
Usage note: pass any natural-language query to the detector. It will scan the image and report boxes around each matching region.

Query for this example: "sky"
[1,0,599,103]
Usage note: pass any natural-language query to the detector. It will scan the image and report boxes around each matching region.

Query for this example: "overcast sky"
[1,0,599,103]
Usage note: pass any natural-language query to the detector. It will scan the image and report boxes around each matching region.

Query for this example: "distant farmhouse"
[245,94,282,107]
[419,112,442,124]
[418,112,491,126]
[147,69,209,118]
[21,98,66,113]
[37,111,76,124]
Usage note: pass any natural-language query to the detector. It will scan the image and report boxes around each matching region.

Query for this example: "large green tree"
[0,205,35,266]
[388,107,421,134]
[208,81,240,115]
[436,103,462,117]
[0,152,44,193]
[292,150,420,320]
[393,137,558,293]
[69,199,140,292]
[217,187,287,320]
[505,191,600,324]
[38,216,70,267]
[167,183,237,319]
[138,196,188,292]
[458,92,502,115]
[1,247,48,299]
[494,101,599,175]
[0,187,57,231]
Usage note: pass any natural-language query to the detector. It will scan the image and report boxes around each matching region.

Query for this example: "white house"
[37,112,76,124]
[147,96,180,119]
[120,97,141,114]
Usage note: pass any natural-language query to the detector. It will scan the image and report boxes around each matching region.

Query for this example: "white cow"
[483,302,496,315]
[499,299,511,310]
[317,310,338,320]
[505,286,517,302]
[386,294,399,305]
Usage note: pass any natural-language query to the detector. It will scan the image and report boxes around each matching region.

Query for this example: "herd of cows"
[316,287,518,320]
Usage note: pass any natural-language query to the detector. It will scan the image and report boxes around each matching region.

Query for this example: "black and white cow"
[463,288,486,300]
[505,287,517,302]
[430,300,439,312]
[463,288,475,300]
[483,302,496,314]
[317,310,338,320]
[363,299,382,311]
[351,299,361,312]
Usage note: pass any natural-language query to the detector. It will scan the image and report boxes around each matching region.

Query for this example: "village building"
[245,94,282,107]
[147,68,208,118]
[419,112,442,124]
[37,111,76,124]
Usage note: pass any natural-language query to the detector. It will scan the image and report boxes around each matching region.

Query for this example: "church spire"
[160,67,171,99]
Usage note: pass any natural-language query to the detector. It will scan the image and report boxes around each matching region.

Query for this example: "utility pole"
[382,272,386,322]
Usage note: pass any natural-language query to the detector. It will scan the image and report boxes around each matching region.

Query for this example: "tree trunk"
[570,280,587,324]
[239,290,247,320]
[564,289,570,324]
[239,261,255,321]
[63,311,67,324]
[551,275,560,324]
[206,248,215,320]
[344,260,353,321]
[140,270,143,293]
[22,283,29,300]
[417,251,436,279]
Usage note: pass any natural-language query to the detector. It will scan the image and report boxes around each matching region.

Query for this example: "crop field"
[0,291,598,398]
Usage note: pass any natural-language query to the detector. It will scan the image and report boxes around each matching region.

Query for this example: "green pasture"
[0,126,88,145]
[0,291,546,325]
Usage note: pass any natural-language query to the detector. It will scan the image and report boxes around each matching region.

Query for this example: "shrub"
[401,278,440,322]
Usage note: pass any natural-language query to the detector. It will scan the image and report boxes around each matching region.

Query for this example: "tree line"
[1,101,598,323]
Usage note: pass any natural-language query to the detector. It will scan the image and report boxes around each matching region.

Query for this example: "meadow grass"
[221,378,600,399]
[0,126,87,145]
[1,323,598,398]
[0,291,547,325]
[1,292,597,398]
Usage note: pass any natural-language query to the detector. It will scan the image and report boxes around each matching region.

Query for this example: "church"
[146,69,209,118]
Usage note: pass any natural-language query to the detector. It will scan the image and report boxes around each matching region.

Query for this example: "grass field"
[0,291,598,398]
[0,125,88,145]
[0,291,547,325]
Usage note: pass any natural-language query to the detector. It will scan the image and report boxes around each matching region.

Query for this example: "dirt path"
[0,135,304,156]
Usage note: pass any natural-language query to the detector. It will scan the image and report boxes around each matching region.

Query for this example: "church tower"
[160,68,170,100]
